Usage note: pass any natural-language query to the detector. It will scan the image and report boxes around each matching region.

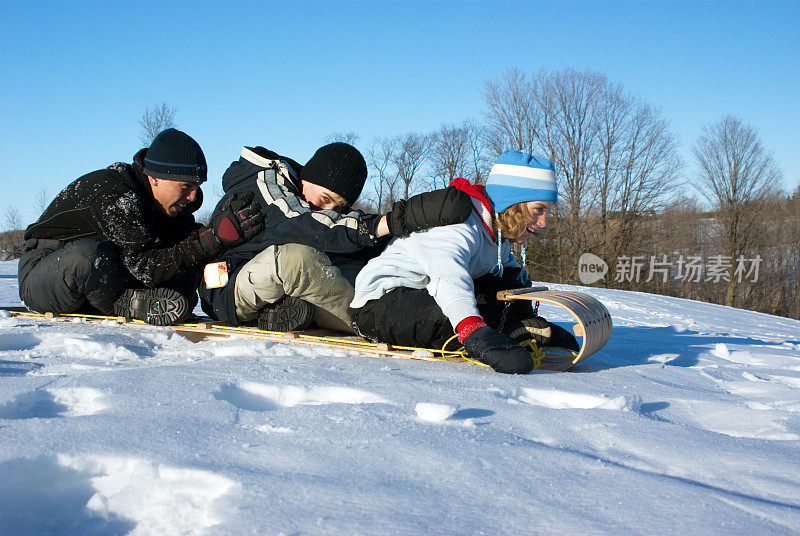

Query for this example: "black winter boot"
[113,288,191,326]
[257,296,314,332]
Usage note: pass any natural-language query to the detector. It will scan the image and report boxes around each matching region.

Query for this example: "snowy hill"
[0,259,799,535]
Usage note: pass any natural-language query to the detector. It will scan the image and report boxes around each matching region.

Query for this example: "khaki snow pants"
[233,243,363,333]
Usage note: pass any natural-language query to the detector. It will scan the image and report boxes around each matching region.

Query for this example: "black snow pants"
[349,270,533,349]
[18,238,199,315]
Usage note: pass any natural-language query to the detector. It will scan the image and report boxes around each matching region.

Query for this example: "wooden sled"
[496,287,613,371]
[1,307,468,365]
[4,285,613,372]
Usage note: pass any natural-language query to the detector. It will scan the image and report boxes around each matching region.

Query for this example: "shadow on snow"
[569,325,784,372]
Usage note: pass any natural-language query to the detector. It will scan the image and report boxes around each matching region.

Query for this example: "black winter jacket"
[200,146,385,324]
[24,149,207,287]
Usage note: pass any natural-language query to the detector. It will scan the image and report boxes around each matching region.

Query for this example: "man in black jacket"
[200,142,471,333]
[19,129,264,325]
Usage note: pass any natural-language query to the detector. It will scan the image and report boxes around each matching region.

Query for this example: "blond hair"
[493,202,530,240]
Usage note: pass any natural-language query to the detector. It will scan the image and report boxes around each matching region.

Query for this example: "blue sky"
[1,0,798,224]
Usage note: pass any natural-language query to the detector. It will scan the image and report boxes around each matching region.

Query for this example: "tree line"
[2,71,797,319]
[342,68,798,320]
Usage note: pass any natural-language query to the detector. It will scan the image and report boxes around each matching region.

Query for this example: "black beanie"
[299,142,367,206]
[142,128,207,183]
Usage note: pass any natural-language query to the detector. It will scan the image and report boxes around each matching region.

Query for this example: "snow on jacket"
[23,149,205,287]
[199,146,384,324]
[350,183,522,330]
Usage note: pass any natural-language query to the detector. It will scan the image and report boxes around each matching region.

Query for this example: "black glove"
[505,316,580,351]
[463,325,534,374]
[194,191,264,255]
[386,186,472,237]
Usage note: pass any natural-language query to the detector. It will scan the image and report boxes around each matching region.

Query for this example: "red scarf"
[449,178,496,242]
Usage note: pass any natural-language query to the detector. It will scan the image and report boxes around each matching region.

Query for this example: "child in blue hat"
[349,150,577,374]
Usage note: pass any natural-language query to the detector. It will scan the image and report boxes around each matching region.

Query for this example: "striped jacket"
[199,146,381,323]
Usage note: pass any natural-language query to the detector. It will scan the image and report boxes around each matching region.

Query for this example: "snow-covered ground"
[1,260,799,535]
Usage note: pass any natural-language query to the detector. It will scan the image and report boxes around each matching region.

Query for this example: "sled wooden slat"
[496,288,613,371]
[3,290,613,372]
[2,308,464,364]
[155,324,457,362]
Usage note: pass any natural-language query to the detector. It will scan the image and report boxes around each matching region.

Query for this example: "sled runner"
[496,287,613,371]
[3,286,612,372]
[2,307,468,364]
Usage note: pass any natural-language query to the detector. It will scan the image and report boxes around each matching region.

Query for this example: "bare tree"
[589,85,683,268]
[534,69,606,223]
[324,131,361,146]
[528,69,607,280]
[34,185,51,215]
[610,102,682,259]
[392,132,431,200]
[1,205,25,257]
[792,185,800,249]
[3,205,22,232]
[484,67,681,283]
[693,115,783,306]
[619,103,681,212]
[745,192,798,317]
[429,121,472,189]
[467,121,492,184]
[485,67,610,219]
[428,119,491,189]
[367,137,398,212]
[595,81,632,255]
[787,186,800,317]
[483,68,538,156]
[484,68,793,317]
[139,102,177,146]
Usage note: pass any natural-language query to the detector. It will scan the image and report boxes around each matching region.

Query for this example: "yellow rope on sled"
[440,333,483,366]
[436,332,578,370]
[519,338,544,369]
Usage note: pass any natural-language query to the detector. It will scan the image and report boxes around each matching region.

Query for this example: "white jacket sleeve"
[409,224,483,329]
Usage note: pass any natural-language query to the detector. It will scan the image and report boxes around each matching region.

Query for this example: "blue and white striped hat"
[485,150,558,213]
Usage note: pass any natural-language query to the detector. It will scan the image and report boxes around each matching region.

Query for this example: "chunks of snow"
[50,387,107,417]
[0,387,105,419]
[0,454,236,535]
[509,387,642,411]
[711,342,731,358]
[215,381,390,410]
[415,402,457,422]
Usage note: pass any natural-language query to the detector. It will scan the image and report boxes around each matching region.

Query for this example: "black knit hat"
[142,128,207,183]
[299,142,367,206]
